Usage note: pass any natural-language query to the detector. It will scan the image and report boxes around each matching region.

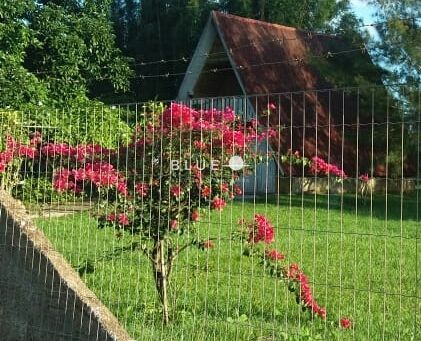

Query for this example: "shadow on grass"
[76,241,141,276]
[237,192,420,222]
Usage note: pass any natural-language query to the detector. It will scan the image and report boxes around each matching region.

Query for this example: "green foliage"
[30,104,133,147]
[222,0,348,30]
[0,110,25,149]
[370,0,420,84]
[15,176,76,203]
[0,1,48,108]
[0,0,132,109]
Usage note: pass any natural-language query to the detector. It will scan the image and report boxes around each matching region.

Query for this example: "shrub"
[31,103,132,147]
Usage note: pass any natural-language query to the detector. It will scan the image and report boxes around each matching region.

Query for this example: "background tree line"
[3,0,418,107]
[0,0,418,176]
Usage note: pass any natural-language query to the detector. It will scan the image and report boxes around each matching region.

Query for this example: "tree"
[0,0,132,109]
[370,0,420,176]
[370,0,420,84]
[0,1,47,108]
[221,0,350,31]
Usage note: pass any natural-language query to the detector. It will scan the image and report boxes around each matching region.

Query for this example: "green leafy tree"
[370,0,420,84]
[0,0,132,109]
[221,0,349,30]
[0,1,47,108]
[369,0,420,176]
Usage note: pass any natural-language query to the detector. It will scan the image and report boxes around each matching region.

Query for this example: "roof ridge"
[211,11,340,39]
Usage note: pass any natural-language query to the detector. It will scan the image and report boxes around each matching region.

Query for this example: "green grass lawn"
[35,193,420,340]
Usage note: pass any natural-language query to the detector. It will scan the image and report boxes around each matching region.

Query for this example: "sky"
[349,0,380,38]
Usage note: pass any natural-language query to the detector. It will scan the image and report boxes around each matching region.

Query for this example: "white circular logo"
[228,156,244,171]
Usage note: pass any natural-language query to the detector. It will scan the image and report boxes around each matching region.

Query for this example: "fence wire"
[0,84,419,340]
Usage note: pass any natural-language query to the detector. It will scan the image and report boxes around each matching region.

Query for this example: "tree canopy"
[0,0,132,109]
[1,0,418,105]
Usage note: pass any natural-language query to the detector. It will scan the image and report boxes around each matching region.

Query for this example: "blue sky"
[350,0,377,23]
[349,0,379,37]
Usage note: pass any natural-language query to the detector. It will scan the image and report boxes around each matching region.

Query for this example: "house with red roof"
[178,11,386,194]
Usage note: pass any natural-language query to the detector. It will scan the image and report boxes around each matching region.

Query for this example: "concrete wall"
[278,177,419,194]
[0,191,132,341]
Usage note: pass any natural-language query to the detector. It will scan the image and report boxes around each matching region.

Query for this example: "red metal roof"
[212,11,375,174]
[212,11,347,94]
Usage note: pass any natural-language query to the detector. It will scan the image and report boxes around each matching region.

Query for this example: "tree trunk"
[153,238,170,324]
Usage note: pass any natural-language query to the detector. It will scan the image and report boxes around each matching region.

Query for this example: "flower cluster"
[284,264,327,319]
[311,156,347,179]
[53,161,127,195]
[160,103,277,153]
[161,104,236,131]
[0,135,39,173]
[106,212,130,227]
[247,214,275,244]
[340,317,352,329]
[265,249,285,261]
[212,197,226,210]
[41,143,110,161]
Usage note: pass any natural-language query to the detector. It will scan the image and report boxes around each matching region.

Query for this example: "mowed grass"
[36,193,420,340]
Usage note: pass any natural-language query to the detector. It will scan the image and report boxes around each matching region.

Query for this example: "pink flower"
[17,145,38,159]
[268,103,276,110]
[222,108,236,122]
[220,183,229,193]
[170,185,182,197]
[221,130,245,149]
[340,317,352,329]
[311,156,347,179]
[135,183,149,197]
[191,210,200,222]
[106,213,116,222]
[0,163,6,173]
[0,150,13,164]
[162,103,198,129]
[118,213,129,226]
[285,263,327,319]
[193,140,207,150]
[41,143,74,158]
[265,249,285,261]
[212,198,226,210]
[359,173,369,182]
[170,219,178,230]
[233,185,242,196]
[53,169,74,192]
[117,182,128,196]
[249,214,275,244]
[201,185,211,198]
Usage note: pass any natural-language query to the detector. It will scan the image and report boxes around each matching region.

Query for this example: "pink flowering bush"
[240,214,352,329]
[31,103,277,323]
[311,156,347,179]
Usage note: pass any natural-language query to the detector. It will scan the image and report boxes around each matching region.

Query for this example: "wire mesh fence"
[0,84,419,340]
